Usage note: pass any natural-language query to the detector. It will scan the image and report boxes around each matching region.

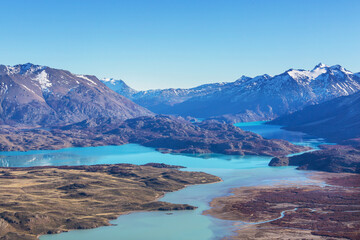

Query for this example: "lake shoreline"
[1,121,334,240]
[204,171,360,240]
[0,163,221,240]
[0,117,311,158]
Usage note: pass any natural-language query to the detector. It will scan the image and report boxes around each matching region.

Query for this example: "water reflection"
[0,122,329,168]
[0,153,101,167]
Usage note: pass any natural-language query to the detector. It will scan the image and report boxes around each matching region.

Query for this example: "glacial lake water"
[0,122,328,240]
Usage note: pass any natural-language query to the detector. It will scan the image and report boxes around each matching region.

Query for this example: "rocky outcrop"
[268,157,289,166]
[269,145,360,173]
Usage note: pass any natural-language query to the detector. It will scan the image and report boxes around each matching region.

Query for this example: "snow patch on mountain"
[0,63,153,126]
[33,70,52,91]
[313,63,328,69]
[101,78,119,85]
[20,84,35,94]
[0,82,8,95]
[100,78,138,98]
[112,63,360,121]
[77,75,97,85]
[288,65,327,81]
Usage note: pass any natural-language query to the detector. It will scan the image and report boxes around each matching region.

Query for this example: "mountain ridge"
[0,63,153,126]
[103,63,360,122]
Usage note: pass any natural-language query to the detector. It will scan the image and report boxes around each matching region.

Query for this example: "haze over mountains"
[0,63,152,126]
[104,63,360,123]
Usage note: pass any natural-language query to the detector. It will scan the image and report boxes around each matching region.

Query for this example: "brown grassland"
[0,163,220,240]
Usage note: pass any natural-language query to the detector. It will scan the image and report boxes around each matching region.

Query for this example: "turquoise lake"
[0,122,328,240]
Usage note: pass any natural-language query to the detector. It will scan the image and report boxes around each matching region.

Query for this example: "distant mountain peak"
[4,63,46,75]
[101,77,125,85]
[254,74,272,80]
[286,63,354,81]
[100,78,137,97]
[311,63,352,74]
[313,63,329,70]
[112,63,360,122]
[235,75,252,82]
[286,68,325,80]
[328,64,353,74]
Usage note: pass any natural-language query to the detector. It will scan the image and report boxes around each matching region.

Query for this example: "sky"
[1,0,360,90]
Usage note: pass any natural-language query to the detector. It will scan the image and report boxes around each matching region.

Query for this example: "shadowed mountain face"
[107,115,309,156]
[268,91,360,174]
[103,64,360,122]
[0,115,309,156]
[270,91,360,142]
[269,145,360,173]
[0,63,152,126]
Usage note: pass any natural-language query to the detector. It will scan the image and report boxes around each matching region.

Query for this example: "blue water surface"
[0,122,328,240]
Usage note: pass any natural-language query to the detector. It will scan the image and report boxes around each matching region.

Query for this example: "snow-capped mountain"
[0,63,152,126]
[106,63,360,122]
[101,78,137,98]
[101,78,230,113]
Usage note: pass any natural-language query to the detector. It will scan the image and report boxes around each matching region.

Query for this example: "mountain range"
[267,79,360,174]
[1,62,359,129]
[0,63,152,126]
[103,63,360,122]
[1,62,359,173]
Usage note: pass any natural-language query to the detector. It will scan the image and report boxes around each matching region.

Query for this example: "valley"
[0,121,348,240]
[0,63,359,240]
[2,2,360,240]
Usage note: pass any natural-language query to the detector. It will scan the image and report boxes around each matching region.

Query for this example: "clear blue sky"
[1,0,359,90]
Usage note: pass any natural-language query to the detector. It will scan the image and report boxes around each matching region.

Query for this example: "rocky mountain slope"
[270,91,360,142]
[104,64,360,122]
[268,90,360,174]
[0,63,152,126]
[0,115,309,157]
